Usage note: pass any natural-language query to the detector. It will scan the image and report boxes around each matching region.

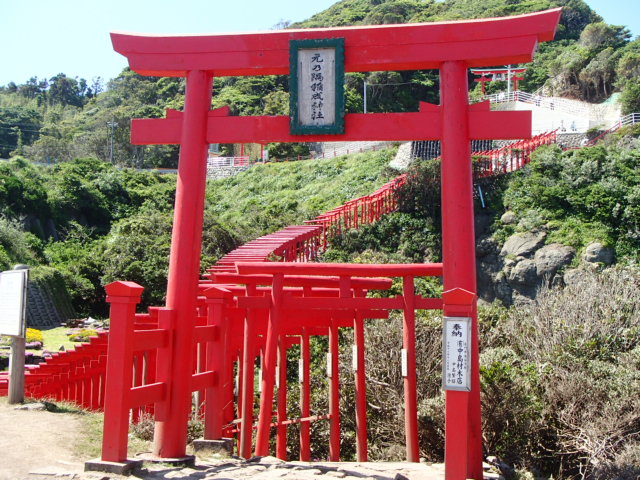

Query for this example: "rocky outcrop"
[477,214,578,305]
[500,231,546,257]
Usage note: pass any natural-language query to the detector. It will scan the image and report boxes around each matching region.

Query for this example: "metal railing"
[207,156,250,167]
[483,91,593,118]
[586,113,640,146]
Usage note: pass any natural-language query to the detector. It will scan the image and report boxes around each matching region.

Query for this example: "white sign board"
[0,270,28,337]
[290,38,345,135]
[297,48,337,127]
[442,316,472,391]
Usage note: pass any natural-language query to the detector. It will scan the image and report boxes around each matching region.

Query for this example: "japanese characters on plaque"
[290,38,345,135]
[442,316,471,391]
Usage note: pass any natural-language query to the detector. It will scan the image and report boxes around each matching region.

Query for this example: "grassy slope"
[206,148,399,242]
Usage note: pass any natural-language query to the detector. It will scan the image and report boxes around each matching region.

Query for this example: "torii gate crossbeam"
[109,8,561,480]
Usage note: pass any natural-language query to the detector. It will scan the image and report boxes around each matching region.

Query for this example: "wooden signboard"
[290,38,345,135]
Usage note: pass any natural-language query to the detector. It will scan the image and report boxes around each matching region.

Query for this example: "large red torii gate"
[109,8,560,480]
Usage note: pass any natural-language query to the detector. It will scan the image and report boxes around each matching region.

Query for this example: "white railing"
[483,91,593,118]
[207,156,250,167]
[617,113,640,128]
[585,113,640,146]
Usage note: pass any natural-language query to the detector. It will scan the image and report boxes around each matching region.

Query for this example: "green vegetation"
[497,143,640,259]
[0,1,639,477]
[0,149,395,317]
[41,327,77,351]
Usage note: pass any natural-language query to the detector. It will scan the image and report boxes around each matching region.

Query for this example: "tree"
[0,106,42,158]
[47,73,85,107]
[579,22,630,51]
[620,79,640,115]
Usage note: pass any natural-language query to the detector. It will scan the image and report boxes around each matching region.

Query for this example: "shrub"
[68,328,98,342]
[25,328,43,344]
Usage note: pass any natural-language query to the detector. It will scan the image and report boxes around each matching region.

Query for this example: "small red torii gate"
[104,8,561,480]
[471,67,528,95]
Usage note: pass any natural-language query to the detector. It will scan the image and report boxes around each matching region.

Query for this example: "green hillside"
[0,149,397,315]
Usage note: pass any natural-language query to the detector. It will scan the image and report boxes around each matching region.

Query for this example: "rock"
[508,259,537,286]
[476,236,498,258]
[534,243,575,280]
[500,211,517,225]
[583,242,614,265]
[246,455,284,465]
[475,213,493,235]
[500,231,546,258]
[13,402,46,411]
[393,474,410,480]
[326,471,346,478]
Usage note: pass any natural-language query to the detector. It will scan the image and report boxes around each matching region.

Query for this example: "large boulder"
[508,259,538,286]
[534,243,576,280]
[500,231,546,258]
[500,210,517,225]
[582,242,615,266]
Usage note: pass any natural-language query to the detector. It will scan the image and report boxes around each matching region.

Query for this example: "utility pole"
[506,64,512,99]
[363,80,367,113]
[107,120,117,163]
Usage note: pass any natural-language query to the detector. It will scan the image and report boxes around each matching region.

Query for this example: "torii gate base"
[93,8,561,480]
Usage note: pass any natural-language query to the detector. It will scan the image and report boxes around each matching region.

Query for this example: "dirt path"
[0,399,457,480]
[0,400,86,480]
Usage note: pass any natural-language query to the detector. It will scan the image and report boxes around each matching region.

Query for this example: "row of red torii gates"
[97,9,562,480]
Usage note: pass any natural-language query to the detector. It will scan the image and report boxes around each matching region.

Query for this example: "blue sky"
[0,0,637,87]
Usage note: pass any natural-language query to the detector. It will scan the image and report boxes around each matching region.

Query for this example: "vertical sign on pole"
[442,317,472,391]
[290,38,345,135]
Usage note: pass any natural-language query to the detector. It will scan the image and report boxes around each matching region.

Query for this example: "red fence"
[473,130,557,177]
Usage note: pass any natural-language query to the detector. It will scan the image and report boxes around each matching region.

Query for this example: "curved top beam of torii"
[111,8,561,77]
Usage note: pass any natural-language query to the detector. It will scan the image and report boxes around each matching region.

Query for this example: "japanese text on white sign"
[442,316,471,391]
[297,48,336,127]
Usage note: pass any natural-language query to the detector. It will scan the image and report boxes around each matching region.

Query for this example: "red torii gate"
[107,8,561,480]
[471,67,528,95]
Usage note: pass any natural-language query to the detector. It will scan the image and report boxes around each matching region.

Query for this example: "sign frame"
[289,37,345,135]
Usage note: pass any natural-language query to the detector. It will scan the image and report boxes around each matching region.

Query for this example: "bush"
[68,328,98,342]
[25,328,43,344]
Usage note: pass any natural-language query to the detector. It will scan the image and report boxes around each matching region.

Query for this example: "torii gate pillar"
[440,60,482,480]
[152,70,213,459]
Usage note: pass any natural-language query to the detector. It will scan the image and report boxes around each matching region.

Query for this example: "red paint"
[111,9,560,77]
[153,70,213,459]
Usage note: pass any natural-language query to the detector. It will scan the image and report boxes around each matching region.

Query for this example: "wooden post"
[299,329,311,461]
[276,338,288,459]
[440,60,483,480]
[402,276,419,462]
[5,265,29,405]
[239,286,257,458]
[153,69,213,459]
[255,274,284,456]
[8,336,25,404]
[101,281,144,463]
[329,321,340,461]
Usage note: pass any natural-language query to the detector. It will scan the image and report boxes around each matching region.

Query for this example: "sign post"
[0,266,29,404]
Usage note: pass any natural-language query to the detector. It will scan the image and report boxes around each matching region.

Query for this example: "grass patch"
[41,326,77,352]
[40,400,152,459]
